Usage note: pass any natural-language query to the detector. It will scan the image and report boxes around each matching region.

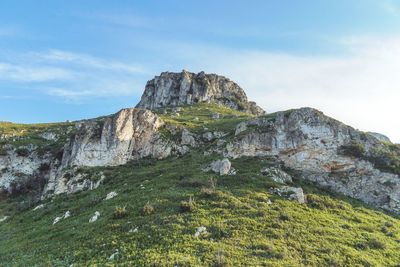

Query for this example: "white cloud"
[0,62,74,82]
[0,49,148,101]
[171,37,400,142]
[46,79,140,100]
[36,50,148,74]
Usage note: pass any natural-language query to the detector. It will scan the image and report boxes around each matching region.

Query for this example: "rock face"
[225,108,400,213]
[62,108,167,167]
[367,132,391,143]
[136,70,265,116]
[1,70,399,216]
[42,108,175,197]
[0,147,52,194]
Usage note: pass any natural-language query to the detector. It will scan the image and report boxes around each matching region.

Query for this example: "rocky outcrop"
[272,186,306,204]
[0,146,52,195]
[62,108,168,167]
[367,132,391,143]
[225,108,400,213]
[261,167,293,184]
[204,158,233,176]
[42,108,177,197]
[136,70,265,116]
[1,71,398,216]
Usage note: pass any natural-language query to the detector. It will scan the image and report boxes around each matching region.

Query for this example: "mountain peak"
[136,70,265,116]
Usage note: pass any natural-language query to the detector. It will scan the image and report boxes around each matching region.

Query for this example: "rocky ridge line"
[136,70,265,116]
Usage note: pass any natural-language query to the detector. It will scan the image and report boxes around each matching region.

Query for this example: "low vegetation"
[0,149,399,266]
[341,140,400,175]
[0,121,75,156]
[0,105,399,266]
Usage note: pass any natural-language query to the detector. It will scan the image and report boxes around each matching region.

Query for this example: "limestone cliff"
[42,108,178,197]
[136,70,265,116]
[225,108,400,213]
[1,71,399,215]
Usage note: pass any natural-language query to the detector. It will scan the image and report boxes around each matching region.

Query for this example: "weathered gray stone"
[202,132,214,142]
[261,167,292,184]
[367,132,391,143]
[136,70,265,115]
[62,108,166,167]
[181,129,197,147]
[105,191,118,200]
[89,211,100,223]
[272,186,305,204]
[225,108,400,213]
[211,113,220,119]
[207,158,232,175]
[42,109,172,197]
[235,122,247,136]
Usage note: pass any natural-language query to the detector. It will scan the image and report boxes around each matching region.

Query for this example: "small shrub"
[180,197,195,213]
[356,238,386,250]
[213,250,229,267]
[279,213,291,221]
[384,221,394,228]
[340,141,365,158]
[208,177,217,190]
[15,147,30,157]
[200,187,216,197]
[265,246,285,259]
[366,238,386,250]
[109,223,121,230]
[113,206,128,219]
[179,178,206,188]
[142,202,155,215]
[38,163,50,172]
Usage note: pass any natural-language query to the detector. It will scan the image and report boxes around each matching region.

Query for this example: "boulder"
[209,158,232,175]
[272,186,305,204]
[105,191,118,200]
[89,211,100,223]
[194,226,207,237]
[211,113,220,119]
[202,132,214,142]
[181,129,197,147]
[261,167,292,184]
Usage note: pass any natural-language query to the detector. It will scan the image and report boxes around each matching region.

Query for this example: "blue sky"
[0,0,400,142]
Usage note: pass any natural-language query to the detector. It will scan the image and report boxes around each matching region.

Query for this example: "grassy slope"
[0,105,400,266]
[0,121,76,156]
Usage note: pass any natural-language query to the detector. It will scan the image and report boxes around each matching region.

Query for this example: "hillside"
[0,71,400,266]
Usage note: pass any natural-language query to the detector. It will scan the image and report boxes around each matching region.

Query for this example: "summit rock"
[136,70,265,115]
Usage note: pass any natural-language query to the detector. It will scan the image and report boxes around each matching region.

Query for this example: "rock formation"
[136,70,265,115]
[225,108,400,213]
[42,108,177,197]
[62,108,168,167]
[1,70,399,215]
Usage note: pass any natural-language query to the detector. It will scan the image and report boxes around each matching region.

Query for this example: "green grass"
[1,105,400,266]
[0,121,76,156]
[0,150,399,266]
[156,103,253,133]
[340,140,400,175]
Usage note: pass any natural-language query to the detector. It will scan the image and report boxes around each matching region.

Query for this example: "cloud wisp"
[167,36,400,142]
[0,49,148,100]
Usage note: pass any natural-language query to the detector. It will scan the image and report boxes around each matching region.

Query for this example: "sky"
[0,0,399,142]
